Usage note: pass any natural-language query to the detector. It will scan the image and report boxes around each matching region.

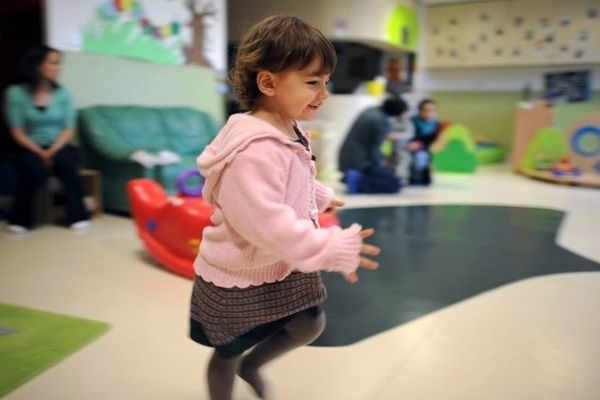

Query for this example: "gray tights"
[207,309,326,400]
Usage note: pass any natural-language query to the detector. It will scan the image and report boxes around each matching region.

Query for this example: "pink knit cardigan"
[194,113,363,288]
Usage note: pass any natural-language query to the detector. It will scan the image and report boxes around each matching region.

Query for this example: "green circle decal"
[386,4,420,51]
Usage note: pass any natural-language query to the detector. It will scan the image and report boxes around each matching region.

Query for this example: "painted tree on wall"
[183,0,216,67]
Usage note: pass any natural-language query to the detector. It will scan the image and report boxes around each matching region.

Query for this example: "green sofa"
[77,106,220,213]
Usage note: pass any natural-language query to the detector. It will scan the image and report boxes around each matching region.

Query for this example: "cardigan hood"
[197,113,308,205]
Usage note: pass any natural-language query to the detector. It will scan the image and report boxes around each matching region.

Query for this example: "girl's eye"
[307,81,318,85]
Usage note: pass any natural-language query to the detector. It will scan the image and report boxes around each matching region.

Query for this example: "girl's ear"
[256,70,276,97]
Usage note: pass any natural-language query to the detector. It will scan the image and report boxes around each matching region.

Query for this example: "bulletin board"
[425,0,600,68]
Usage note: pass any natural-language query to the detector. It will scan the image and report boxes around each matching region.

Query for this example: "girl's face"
[39,51,61,83]
[271,57,331,121]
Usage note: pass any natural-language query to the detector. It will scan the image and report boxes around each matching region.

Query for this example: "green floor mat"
[0,303,110,397]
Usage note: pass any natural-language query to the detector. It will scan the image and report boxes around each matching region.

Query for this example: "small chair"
[40,169,103,224]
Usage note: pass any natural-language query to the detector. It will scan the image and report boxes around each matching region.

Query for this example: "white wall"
[61,51,224,122]
[45,0,96,50]
[423,64,600,92]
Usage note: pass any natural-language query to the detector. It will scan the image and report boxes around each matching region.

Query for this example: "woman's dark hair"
[381,97,408,116]
[231,15,337,111]
[418,98,436,111]
[13,44,61,92]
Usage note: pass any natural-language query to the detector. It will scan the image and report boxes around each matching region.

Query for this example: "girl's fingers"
[359,228,375,239]
[343,227,379,284]
[343,258,379,284]
[345,272,359,284]
[361,244,380,256]
[344,256,380,284]
[359,256,379,270]
[331,199,345,208]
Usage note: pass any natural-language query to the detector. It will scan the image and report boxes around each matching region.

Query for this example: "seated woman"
[3,44,89,233]
[338,97,408,194]
[408,99,441,185]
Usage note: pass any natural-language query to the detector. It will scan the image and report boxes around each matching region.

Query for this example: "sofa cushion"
[161,108,219,156]
[92,107,168,152]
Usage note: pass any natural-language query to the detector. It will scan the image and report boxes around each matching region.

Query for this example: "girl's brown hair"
[230,15,337,110]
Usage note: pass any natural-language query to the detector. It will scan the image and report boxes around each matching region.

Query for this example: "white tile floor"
[1,164,599,400]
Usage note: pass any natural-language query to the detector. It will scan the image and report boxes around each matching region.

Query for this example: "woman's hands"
[10,126,62,168]
[345,228,380,283]
[37,148,55,167]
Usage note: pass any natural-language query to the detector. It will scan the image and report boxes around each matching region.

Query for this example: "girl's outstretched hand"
[325,198,345,212]
[345,228,380,284]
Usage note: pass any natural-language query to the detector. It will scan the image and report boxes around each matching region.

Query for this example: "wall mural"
[79,0,222,67]
[425,0,600,67]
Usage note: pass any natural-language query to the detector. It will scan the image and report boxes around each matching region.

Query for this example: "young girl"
[190,15,380,400]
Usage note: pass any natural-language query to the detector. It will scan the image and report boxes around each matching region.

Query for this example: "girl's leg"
[207,351,242,400]
[238,309,326,398]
